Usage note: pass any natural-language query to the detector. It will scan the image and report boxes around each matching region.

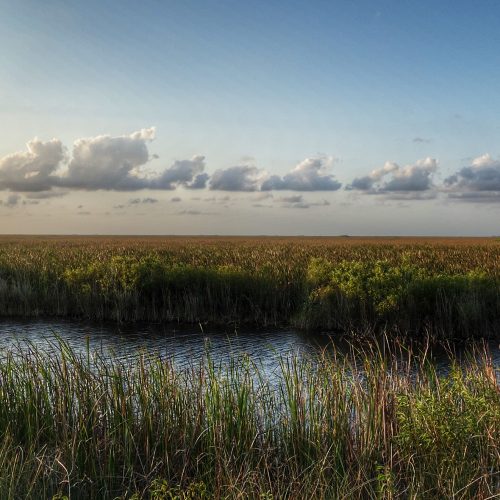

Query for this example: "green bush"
[303,258,500,336]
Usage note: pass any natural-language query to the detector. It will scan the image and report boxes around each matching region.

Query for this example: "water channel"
[0,319,498,377]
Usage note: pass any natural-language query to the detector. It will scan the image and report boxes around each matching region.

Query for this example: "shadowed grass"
[0,237,498,336]
[0,339,498,498]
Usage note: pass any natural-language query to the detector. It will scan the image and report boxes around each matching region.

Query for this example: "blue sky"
[1,0,500,234]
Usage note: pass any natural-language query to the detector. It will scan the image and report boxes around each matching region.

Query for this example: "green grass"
[0,339,498,498]
[0,237,498,337]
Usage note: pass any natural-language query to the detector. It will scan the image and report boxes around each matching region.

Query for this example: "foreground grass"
[0,340,498,498]
[0,236,499,336]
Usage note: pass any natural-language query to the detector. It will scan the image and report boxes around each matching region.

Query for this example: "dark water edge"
[0,318,499,376]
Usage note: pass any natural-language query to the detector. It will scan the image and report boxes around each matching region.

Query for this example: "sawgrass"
[0,236,498,337]
[0,339,497,498]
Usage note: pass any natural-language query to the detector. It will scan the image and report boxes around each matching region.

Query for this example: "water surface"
[0,320,498,378]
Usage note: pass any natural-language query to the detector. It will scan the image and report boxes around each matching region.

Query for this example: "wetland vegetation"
[0,236,498,338]
[0,236,498,498]
[0,339,498,499]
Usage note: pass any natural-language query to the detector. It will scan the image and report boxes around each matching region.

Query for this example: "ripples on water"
[0,319,498,379]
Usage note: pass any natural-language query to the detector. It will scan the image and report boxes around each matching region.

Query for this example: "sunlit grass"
[0,339,497,498]
[0,236,498,337]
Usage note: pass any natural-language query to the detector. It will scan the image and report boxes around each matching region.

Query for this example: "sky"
[1,0,500,235]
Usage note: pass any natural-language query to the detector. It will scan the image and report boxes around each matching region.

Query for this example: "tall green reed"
[0,339,497,498]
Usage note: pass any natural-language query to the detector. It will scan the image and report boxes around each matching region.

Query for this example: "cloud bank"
[3,129,500,207]
[0,131,342,198]
[0,128,208,194]
[209,156,342,192]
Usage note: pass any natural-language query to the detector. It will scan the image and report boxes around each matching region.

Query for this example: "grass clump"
[0,340,498,498]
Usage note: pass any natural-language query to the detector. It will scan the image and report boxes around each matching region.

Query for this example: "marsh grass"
[0,236,498,336]
[0,339,498,498]
[302,258,500,336]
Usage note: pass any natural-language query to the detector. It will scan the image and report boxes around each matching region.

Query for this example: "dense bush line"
[0,237,498,337]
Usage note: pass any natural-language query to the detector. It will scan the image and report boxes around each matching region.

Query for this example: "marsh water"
[0,319,499,378]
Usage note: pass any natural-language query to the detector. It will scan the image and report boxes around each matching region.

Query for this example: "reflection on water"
[0,319,498,378]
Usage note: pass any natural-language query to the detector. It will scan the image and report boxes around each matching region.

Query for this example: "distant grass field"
[0,236,498,337]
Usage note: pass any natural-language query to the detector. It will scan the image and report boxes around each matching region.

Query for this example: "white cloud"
[210,156,341,192]
[444,154,500,201]
[209,165,264,191]
[0,132,344,197]
[151,155,208,190]
[0,128,212,194]
[0,138,66,192]
[348,158,437,197]
[261,157,341,191]
[61,128,156,190]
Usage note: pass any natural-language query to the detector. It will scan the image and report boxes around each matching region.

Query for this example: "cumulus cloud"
[261,157,341,191]
[0,138,66,192]
[188,172,209,189]
[348,162,399,191]
[209,165,264,191]
[348,158,437,197]
[382,158,437,192]
[151,155,208,190]
[60,128,155,190]
[1,132,346,198]
[0,129,210,194]
[444,154,500,202]
[210,157,341,192]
